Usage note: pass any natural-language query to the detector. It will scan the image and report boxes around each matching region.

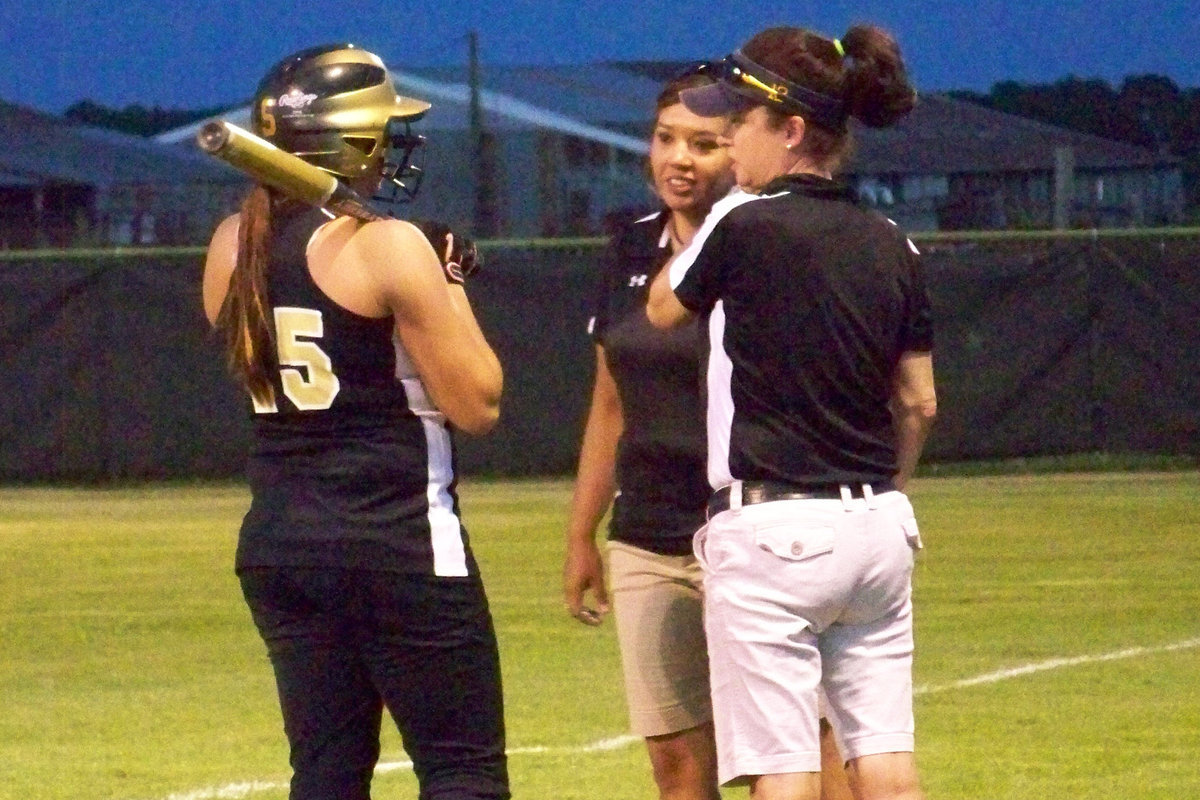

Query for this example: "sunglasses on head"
[694,51,848,131]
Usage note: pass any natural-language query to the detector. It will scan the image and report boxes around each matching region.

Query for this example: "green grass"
[921,451,1200,477]
[908,474,1200,800]
[0,473,1197,800]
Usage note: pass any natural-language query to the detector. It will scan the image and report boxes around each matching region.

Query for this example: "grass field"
[1,473,1197,800]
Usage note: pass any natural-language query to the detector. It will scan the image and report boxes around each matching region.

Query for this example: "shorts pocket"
[753,522,836,563]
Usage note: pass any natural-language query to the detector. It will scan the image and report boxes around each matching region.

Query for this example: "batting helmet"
[252,43,431,201]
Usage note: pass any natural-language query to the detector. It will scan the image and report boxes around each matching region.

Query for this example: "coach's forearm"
[892,404,935,489]
[890,352,937,489]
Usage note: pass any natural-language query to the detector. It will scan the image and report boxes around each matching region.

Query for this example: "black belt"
[707,479,896,519]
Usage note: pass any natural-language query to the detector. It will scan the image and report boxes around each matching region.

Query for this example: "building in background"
[0,60,1183,248]
[401,62,661,237]
[156,64,1195,238]
[845,93,1183,231]
[0,101,244,248]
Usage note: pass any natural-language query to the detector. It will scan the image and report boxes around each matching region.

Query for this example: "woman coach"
[646,22,937,800]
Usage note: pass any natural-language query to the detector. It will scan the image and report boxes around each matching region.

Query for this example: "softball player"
[203,44,508,800]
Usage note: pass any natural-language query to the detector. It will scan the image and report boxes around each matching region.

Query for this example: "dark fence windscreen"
[1,231,1196,482]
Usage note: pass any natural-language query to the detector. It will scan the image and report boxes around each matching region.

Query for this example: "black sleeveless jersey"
[589,209,709,556]
[236,207,477,577]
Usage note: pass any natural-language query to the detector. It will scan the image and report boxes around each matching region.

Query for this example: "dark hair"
[214,186,277,407]
[644,70,720,183]
[655,68,717,116]
[742,24,916,169]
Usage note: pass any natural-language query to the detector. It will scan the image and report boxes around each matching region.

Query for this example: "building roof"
[413,62,663,128]
[848,93,1177,175]
[0,100,241,188]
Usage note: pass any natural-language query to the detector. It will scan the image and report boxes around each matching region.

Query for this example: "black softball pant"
[238,567,510,800]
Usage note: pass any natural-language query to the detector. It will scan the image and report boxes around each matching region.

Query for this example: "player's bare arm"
[356,218,503,434]
[201,214,241,325]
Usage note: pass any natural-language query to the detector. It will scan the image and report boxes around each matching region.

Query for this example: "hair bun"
[841,25,917,128]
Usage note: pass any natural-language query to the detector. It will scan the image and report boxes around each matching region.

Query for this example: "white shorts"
[694,486,922,785]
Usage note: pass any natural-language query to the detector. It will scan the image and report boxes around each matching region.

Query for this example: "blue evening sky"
[4,0,1197,113]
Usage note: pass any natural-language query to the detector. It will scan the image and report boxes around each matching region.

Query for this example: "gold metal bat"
[196,120,389,221]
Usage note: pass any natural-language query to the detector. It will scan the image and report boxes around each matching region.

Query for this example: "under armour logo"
[628,274,648,287]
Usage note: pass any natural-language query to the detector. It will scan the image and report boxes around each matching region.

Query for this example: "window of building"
[565,189,592,234]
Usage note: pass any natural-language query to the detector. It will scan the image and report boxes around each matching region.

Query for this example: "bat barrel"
[196,120,391,221]
[196,121,232,155]
[195,120,336,207]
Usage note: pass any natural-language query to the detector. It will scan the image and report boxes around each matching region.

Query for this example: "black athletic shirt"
[669,175,934,490]
[590,209,709,556]
[236,206,478,577]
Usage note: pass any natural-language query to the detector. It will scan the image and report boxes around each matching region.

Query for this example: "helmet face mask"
[252,43,431,201]
[376,119,425,204]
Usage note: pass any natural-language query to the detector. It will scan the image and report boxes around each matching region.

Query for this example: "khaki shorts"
[607,540,712,737]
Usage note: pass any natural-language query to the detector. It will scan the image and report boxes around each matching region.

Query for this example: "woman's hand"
[563,537,610,626]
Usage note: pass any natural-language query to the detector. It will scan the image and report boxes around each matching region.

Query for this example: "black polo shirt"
[590,209,709,556]
[669,175,933,490]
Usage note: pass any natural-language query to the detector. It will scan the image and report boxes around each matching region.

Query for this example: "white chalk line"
[158,636,1200,800]
[159,735,640,800]
[913,635,1200,695]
